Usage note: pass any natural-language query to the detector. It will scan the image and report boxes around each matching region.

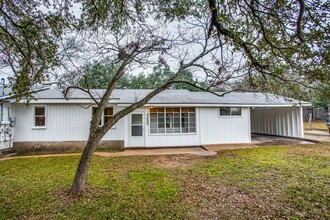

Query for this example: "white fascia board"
[15,99,119,104]
[118,103,311,107]
[14,100,311,107]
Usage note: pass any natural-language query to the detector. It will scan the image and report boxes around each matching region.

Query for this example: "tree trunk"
[69,134,101,195]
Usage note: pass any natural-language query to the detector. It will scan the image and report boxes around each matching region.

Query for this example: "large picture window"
[34,106,46,126]
[150,107,196,134]
[219,107,241,116]
[92,107,114,126]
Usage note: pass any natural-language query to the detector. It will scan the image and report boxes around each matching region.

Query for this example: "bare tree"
[59,17,227,194]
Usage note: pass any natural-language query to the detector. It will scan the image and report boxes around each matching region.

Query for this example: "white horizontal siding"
[200,107,251,145]
[251,106,303,138]
[12,104,125,142]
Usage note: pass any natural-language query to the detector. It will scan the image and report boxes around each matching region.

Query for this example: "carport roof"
[6,87,310,107]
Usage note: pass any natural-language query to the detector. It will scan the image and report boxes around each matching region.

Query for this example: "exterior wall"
[251,106,303,138]
[199,107,251,145]
[12,104,253,150]
[12,103,126,143]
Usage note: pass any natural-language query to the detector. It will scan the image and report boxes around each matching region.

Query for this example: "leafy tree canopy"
[310,84,330,110]
[1,0,329,97]
[0,0,73,96]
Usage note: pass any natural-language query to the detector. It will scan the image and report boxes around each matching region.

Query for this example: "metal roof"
[7,88,310,107]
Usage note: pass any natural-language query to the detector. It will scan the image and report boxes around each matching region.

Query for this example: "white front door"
[129,112,145,147]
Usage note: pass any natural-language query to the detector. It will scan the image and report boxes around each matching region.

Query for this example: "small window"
[219,107,241,116]
[92,107,114,126]
[34,106,46,126]
[219,107,231,116]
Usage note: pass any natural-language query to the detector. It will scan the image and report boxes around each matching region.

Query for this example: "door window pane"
[132,126,143,136]
[132,114,142,125]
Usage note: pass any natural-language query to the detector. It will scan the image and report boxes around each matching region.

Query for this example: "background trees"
[76,61,207,91]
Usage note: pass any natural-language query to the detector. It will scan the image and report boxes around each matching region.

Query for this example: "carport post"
[299,106,304,138]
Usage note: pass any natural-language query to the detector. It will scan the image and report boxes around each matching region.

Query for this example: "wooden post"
[328,100,330,134]
[308,113,312,130]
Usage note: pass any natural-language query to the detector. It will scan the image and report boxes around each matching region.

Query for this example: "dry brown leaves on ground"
[178,175,285,220]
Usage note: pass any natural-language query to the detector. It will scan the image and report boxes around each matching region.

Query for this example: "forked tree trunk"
[69,134,101,195]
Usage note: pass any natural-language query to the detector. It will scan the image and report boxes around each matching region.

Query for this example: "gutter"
[12,100,311,107]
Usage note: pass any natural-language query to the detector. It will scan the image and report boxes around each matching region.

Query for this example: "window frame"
[219,107,242,117]
[33,105,47,128]
[149,107,196,135]
[91,106,115,127]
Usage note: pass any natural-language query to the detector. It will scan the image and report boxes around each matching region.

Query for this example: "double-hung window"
[150,107,196,134]
[219,107,241,116]
[92,107,114,126]
[34,106,46,127]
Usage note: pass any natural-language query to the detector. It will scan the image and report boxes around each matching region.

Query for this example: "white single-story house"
[0,87,310,152]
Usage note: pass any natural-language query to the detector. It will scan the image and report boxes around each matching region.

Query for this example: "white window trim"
[218,107,243,117]
[91,106,116,128]
[32,105,47,129]
[149,107,197,135]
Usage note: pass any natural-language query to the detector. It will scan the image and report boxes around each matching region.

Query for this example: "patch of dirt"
[150,154,206,168]
[53,185,96,205]
[179,175,284,219]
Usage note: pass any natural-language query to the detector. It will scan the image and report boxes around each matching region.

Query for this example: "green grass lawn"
[0,144,329,219]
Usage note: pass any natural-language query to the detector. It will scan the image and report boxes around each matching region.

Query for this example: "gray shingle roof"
[23,88,310,106]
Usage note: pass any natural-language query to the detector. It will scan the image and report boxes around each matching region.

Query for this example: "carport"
[250,106,305,138]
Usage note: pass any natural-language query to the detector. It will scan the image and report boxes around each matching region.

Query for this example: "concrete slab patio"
[97,147,217,157]
[304,130,330,142]
[203,134,315,152]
